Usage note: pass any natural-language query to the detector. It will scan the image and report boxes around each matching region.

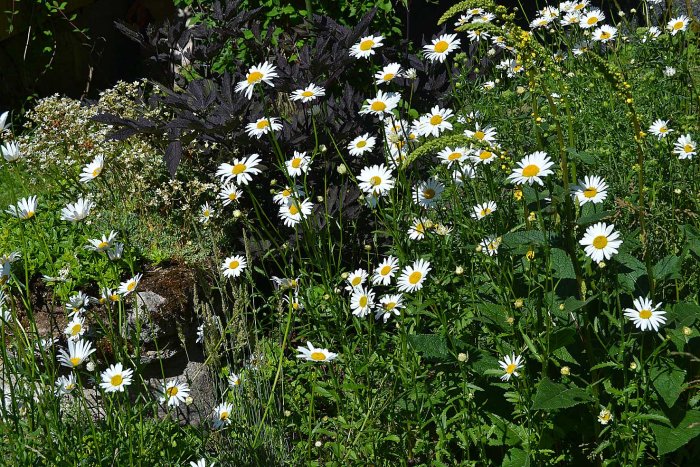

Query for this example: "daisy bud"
[559,303,565,311]
[337,164,347,175]
[455,266,464,275]
[185,396,194,405]
[319,144,327,153]
[598,261,606,269]
[341,272,349,280]
[630,8,636,13]
[270,179,277,186]
[514,299,524,308]
[233,210,242,218]
[457,352,467,362]
[674,188,682,194]
[364,244,372,251]
[315,441,322,448]
[506,316,515,325]
[516,86,526,94]
[495,79,501,84]
[323,294,330,300]
[629,361,637,370]
[86,361,95,372]
[560,366,570,376]
[683,326,692,336]
[284,410,291,417]
[317,196,324,203]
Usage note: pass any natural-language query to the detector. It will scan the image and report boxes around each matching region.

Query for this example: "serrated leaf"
[407,334,450,361]
[576,210,615,226]
[651,360,686,407]
[502,447,530,467]
[666,302,700,327]
[652,255,682,281]
[651,410,700,456]
[475,303,510,330]
[532,378,592,410]
[502,230,546,248]
[550,248,576,279]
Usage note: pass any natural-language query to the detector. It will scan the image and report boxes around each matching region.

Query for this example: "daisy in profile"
[190,458,214,467]
[579,222,622,263]
[508,151,554,186]
[221,255,247,278]
[55,374,78,396]
[580,8,605,28]
[572,176,608,204]
[482,81,496,91]
[624,296,667,332]
[64,315,86,341]
[160,380,190,407]
[673,134,696,159]
[213,402,234,429]
[593,25,617,43]
[359,90,401,116]
[397,259,431,293]
[66,291,92,315]
[598,408,613,425]
[57,338,95,368]
[290,84,326,103]
[345,268,368,291]
[374,63,401,85]
[218,154,262,186]
[100,363,133,393]
[571,0,589,10]
[218,184,243,206]
[372,256,399,286]
[85,231,118,253]
[199,203,214,224]
[375,294,404,322]
[108,243,124,261]
[464,123,497,144]
[530,16,552,29]
[1,142,21,162]
[438,146,469,166]
[228,372,241,388]
[357,164,395,196]
[0,110,9,132]
[561,12,581,27]
[471,147,497,165]
[350,286,375,317]
[350,34,384,59]
[649,119,672,139]
[61,197,93,222]
[408,218,429,240]
[235,62,278,99]
[642,26,661,42]
[285,151,311,177]
[279,198,313,227]
[498,353,524,381]
[667,15,689,35]
[480,236,501,256]
[347,134,376,156]
[415,106,454,138]
[414,179,444,208]
[473,12,495,23]
[423,33,461,62]
[80,155,104,183]
[245,117,282,139]
[100,288,120,304]
[6,196,37,220]
[118,273,142,296]
[272,185,305,205]
[472,201,497,220]
[296,341,338,362]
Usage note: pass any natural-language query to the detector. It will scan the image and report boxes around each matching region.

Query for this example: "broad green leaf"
[502,447,530,467]
[532,378,592,410]
[576,210,615,226]
[650,360,686,408]
[651,410,700,456]
[666,302,700,327]
[502,230,546,248]
[475,303,510,330]
[550,248,576,279]
[652,255,682,282]
[407,334,450,361]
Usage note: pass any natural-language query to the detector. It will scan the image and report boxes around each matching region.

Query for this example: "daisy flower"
[408,218,429,240]
[374,63,402,85]
[530,16,553,29]
[438,146,469,166]
[414,179,444,208]
[218,183,243,206]
[663,66,676,77]
[642,26,661,42]
[624,297,667,332]
[472,201,497,220]
[350,34,384,59]
[649,119,672,139]
[80,155,104,183]
[6,195,37,220]
[424,33,461,62]
[572,175,608,204]
[228,372,241,388]
[296,342,338,362]
[100,363,133,393]
[199,202,214,224]
[397,259,431,293]
[415,106,454,138]
[216,153,263,185]
[375,294,404,322]
[464,123,497,144]
[235,62,278,99]
[561,12,581,26]
[598,408,613,425]
[245,117,282,139]
[357,164,395,196]
[372,256,399,286]
[480,236,501,256]
[190,459,214,467]
[55,374,78,396]
[347,133,376,156]
[0,111,8,132]
[571,0,589,11]
[285,151,311,177]
[85,231,118,253]
[579,222,622,263]
[674,134,696,159]
[499,353,524,381]
[100,288,120,304]
[221,255,247,279]
[279,199,313,227]
[160,380,190,407]
[472,12,495,24]
[467,30,490,43]
[345,268,368,291]
[61,197,94,222]
[359,90,401,116]
[64,315,86,341]
[471,147,498,165]
[66,291,92,315]
[1,142,21,162]
[350,286,375,317]
[667,15,689,35]
[290,83,326,103]
[118,273,142,296]
[57,338,95,368]
[580,8,605,28]
[107,243,124,261]
[272,185,305,206]
[507,151,554,185]
[593,25,617,43]
[213,402,234,429]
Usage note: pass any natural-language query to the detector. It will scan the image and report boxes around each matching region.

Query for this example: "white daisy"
[216,153,263,185]
[160,380,190,407]
[64,315,86,341]
[507,151,554,186]
[624,296,667,332]
[397,259,431,293]
[100,363,133,393]
[499,353,524,381]
[6,195,37,220]
[472,201,497,220]
[0,111,9,132]
[667,15,689,35]
[199,202,214,224]
[57,338,95,368]
[107,243,124,261]
[649,119,672,139]
[642,26,661,42]
[295,341,338,362]
[530,16,553,29]
[561,12,581,26]
[272,185,305,205]
[357,164,395,197]
[222,255,247,278]
[345,268,368,291]
[349,34,384,59]
[290,83,326,103]
[572,175,608,204]
[218,183,243,206]
[423,34,461,62]
[85,231,118,253]
[480,235,501,256]
[408,218,429,240]
[65,291,92,315]
[118,273,142,296]
[372,256,399,286]
[414,179,444,208]
[375,294,404,322]
[279,199,313,227]
[464,123,497,144]
[415,106,454,138]
[285,151,311,177]
[1,142,21,162]
[55,374,78,396]
[580,9,605,28]
[467,29,490,43]
[80,155,104,183]
[235,62,278,99]
[60,197,94,222]
[470,146,498,165]
[350,286,375,317]
[437,146,469,166]
[592,25,617,43]
[579,222,622,263]
[374,63,402,85]
[245,117,282,139]
[359,90,401,116]
[674,134,696,159]
[213,402,234,429]
[347,133,376,156]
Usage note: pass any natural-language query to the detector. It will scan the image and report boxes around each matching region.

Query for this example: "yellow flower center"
[220,411,229,421]
[592,235,608,249]
[587,16,598,25]
[92,167,102,177]
[481,208,491,217]
[506,363,517,374]
[70,357,81,366]
[247,71,263,84]
[25,211,35,219]
[583,187,598,198]
[256,120,269,129]
[684,144,694,153]
[110,375,123,386]
[310,351,327,361]
[229,260,239,270]
[574,3,585,10]
[447,152,462,161]
[600,31,611,40]
[301,90,314,97]
[659,126,668,133]
[382,73,395,81]
[370,101,387,112]
[291,158,302,169]
[359,296,368,308]
[289,204,299,216]
[127,281,136,292]
[231,163,247,175]
[673,21,684,30]
[370,175,382,186]
[380,265,391,276]
[166,386,179,397]
[474,130,485,140]
[282,189,291,197]
[97,241,109,249]
[522,164,540,177]
[384,302,396,310]
[351,277,361,286]
[71,324,82,336]
[639,309,652,319]
[229,192,238,200]
[359,39,375,51]
[203,209,210,217]
[408,271,422,284]
[110,294,119,302]
[415,223,425,233]
[423,189,436,199]
[480,151,493,160]
[433,40,449,53]
[356,140,367,148]
[430,115,443,126]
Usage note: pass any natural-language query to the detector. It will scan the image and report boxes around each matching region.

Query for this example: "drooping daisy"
[64,315,86,341]
[57,338,95,368]
[375,294,404,323]
[372,256,399,286]
[221,255,247,278]
[572,176,608,204]
[218,183,243,206]
[60,197,94,222]
[245,117,282,139]
[107,243,124,261]
[272,185,305,205]
[6,196,37,220]
[345,268,368,291]
[648,119,672,139]
[598,408,613,425]
[85,231,118,253]
[65,291,92,315]
[624,296,667,332]
[100,363,133,393]
[561,12,581,26]
[673,134,696,159]
[296,341,338,362]
[482,80,496,91]
[507,151,555,185]
[117,273,142,296]
[374,63,402,85]
[415,106,454,138]
[290,83,326,103]
[213,402,234,429]
[160,380,190,407]
[580,8,605,28]
[579,222,622,263]
[397,259,431,293]
[285,151,311,177]
[216,153,263,185]
[423,33,461,62]
[592,25,617,43]
[199,202,214,224]
[350,34,384,59]
[55,374,78,396]
[498,353,524,381]
[480,235,501,256]
[0,111,9,132]
[666,15,689,35]
[350,286,375,318]
[357,164,395,197]
[359,90,401,116]
[235,62,278,99]
[347,134,376,156]
[437,146,469,166]
[279,198,313,227]
[472,201,497,220]
[464,123,498,144]
[408,218,429,240]
[1,142,21,162]
[80,155,104,183]
[414,179,445,208]
[228,372,241,388]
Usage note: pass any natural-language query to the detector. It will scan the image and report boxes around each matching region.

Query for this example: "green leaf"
[652,255,682,282]
[475,303,510,330]
[666,302,700,327]
[407,334,450,361]
[532,378,592,410]
[651,410,700,456]
[550,248,576,279]
[502,447,530,467]
[502,230,546,248]
[576,210,615,226]
[650,360,686,407]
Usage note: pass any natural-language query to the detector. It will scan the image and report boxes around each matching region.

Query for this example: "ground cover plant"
[0,0,699,465]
